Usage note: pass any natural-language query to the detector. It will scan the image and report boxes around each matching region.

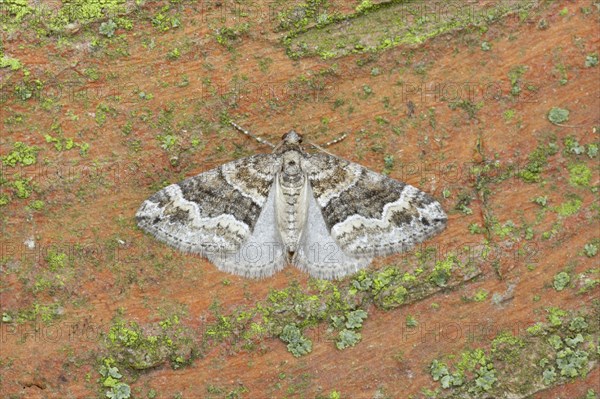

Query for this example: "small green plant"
[327,391,341,399]
[448,100,482,119]
[105,315,197,370]
[405,314,418,327]
[214,23,249,47]
[454,191,473,214]
[556,346,589,378]
[503,109,515,121]
[429,359,464,389]
[472,364,497,392]
[526,322,544,335]
[569,317,589,333]
[382,154,394,175]
[107,382,132,399]
[468,223,483,234]
[542,366,557,385]
[158,134,177,150]
[508,65,528,95]
[44,133,89,155]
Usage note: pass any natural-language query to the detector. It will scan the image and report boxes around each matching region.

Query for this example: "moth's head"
[282,130,303,145]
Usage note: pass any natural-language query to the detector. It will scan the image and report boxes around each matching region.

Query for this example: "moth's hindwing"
[293,184,373,280]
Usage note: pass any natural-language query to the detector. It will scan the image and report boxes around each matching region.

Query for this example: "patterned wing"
[303,153,447,258]
[136,154,286,277]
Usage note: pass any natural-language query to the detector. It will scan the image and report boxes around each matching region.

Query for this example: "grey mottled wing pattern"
[136,154,286,277]
[303,153,447,258]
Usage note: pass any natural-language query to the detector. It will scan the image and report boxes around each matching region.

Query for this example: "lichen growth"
[554,197,582,217]
[283,0,537,59]
[104,315,198,371]
[280,324,313,357]
[553,272,571,291]
[568,163,592,187]
[1,142,39,167]
[429,305,599,398]
[195,253,473,357]
[519,141,558,183]
[548,107,570,125]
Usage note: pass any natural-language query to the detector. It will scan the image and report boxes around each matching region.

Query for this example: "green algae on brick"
[568,163,592,187]
[280,324,313,357]
[284,0,538,59]
[1,142,39,167]
[554,197,582,217]
[519,141,558,183]
[104,315,198,370]
[428,305,599,398]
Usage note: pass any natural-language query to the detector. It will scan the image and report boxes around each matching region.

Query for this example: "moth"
[136,123,447,280]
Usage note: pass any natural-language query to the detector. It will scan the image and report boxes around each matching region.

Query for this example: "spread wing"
[136,154,286,277]
[303,153,447,258]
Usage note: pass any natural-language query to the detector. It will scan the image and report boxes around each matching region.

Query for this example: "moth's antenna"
[322,133,348,147]
[230,122,275,149]
[307,131,349,157]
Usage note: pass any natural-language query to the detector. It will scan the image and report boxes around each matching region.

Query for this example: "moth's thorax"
[282,130,302,144]
[276,150,308,254]
[275,130,305,155]
[280,150,303,183]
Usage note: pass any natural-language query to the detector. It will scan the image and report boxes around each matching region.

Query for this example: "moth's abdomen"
[276,151,309,253]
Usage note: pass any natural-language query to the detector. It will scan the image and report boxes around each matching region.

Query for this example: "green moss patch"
[568,163,592,187]
[1,142,39,167]
[430,304,599,398]
[518,141,559,183]
[103,315,198,371]
[194,252,480,358]
[284,0,538,59]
